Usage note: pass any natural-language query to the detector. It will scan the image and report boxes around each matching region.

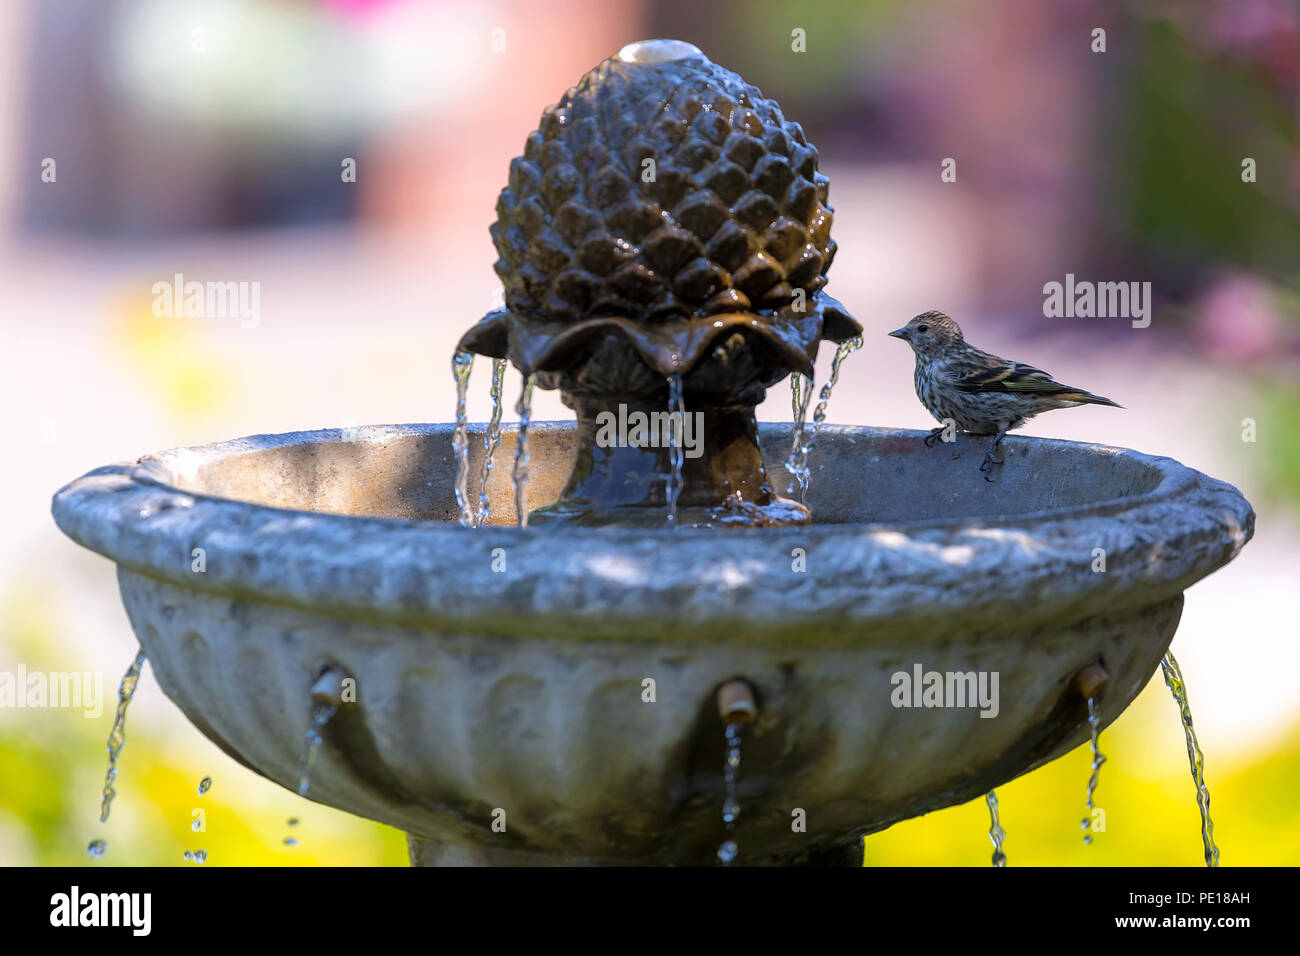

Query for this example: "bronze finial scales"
[457,39,862,526]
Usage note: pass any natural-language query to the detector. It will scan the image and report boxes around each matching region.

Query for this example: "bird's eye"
[917,324,929,333]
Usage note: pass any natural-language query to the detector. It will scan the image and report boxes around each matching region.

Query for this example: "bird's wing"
[942,351,1071,394]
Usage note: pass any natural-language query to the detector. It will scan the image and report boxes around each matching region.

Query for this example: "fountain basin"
[51,423,1253,865]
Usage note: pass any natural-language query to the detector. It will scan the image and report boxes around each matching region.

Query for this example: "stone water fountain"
[52,41,1253,866]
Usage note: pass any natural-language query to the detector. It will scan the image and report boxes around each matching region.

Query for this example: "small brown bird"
[889,310,1121,479]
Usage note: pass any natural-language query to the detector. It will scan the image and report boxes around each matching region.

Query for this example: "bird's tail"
[1058,388,1122,408]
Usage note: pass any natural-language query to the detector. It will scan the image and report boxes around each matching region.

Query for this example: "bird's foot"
[979,434,1007,481]
[923,426,946,448]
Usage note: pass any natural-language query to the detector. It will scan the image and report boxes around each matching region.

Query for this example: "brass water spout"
[311,667,348,708]
[717,680,758,725]
[1073,661,1109,701]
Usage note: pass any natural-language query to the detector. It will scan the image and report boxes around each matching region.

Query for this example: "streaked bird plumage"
[888,310,1120,477]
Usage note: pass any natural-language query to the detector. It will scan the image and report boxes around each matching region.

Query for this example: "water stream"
[296,701,338,797]
[717,722,743,865]
[665,373,685,527]
[784,373,814,494]
[474,357,508,527]
[1080,696,1106,845]
[451,350,475,527]
[1160,650,1220,867]
[785,336,863,499]
[512,373,537,528]
[805,337,863,457]
[985,790,1007,867]
[99,646,147,824]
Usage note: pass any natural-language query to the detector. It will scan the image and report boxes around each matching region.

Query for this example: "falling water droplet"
[1160,651,1220,867]
[183,850,192,862]
[296,701,338,797]
[191,818,202,831]
[985,790,1007,867]
[665,373,686,527]
[87,839,107,859]
[474,358,509,527]
[717,722,744,865]
[287,817,299,827]
[100,647,147,824]
[451,350,476,527]
[1080,696,1107,845]
[512,373,537,528]
[722,796,740,824]
[197,776,212,796]
[284,837,299,846]
[193,849,207,864]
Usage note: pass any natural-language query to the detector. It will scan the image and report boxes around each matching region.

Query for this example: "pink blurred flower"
[319,0,405,20]
[1196,272,1288,362]
[1207,0,1296,46]
[1203,0,1300,87]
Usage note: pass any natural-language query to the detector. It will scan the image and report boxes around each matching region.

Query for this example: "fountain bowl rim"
[50,421,1254,640]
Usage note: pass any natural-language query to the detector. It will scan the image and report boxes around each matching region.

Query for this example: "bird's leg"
[979,423,1010,481]
[923,425,946,448]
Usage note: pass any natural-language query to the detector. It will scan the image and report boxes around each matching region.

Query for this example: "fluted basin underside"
[51,424,1253,865]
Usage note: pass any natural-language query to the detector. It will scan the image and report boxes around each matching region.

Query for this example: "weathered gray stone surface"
[52,423,1253,865]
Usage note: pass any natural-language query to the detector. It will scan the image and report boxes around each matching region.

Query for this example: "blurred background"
[2,0,1298,866]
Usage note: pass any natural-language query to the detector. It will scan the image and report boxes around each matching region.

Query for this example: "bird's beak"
[888,326,909,340]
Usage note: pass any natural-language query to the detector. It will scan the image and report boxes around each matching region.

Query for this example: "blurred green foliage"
[867,679,1300,866]
[1118,18,1300,286]
[1255,382,1300,508]
[0,582,407,866]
